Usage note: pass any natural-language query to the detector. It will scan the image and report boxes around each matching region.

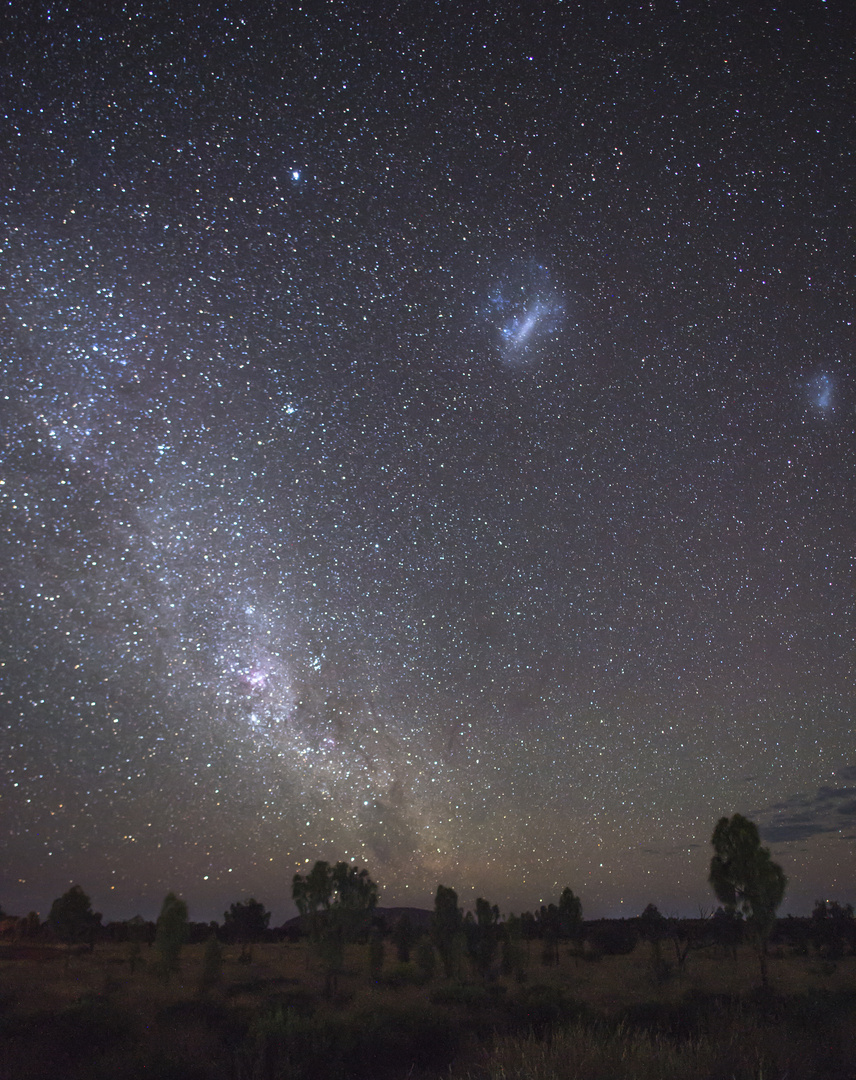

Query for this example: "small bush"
[431,981,492,1009]
[225,975,299,998]
[235,1001,460,1080]
[379,961,428,987]
[508,984,586,1032]
[157,999,232,1027]
[50,994,135,1058]
[586,921,639,956]
[368,931,385,981]
[414,935,437,981]
[199,933,223,994]
[349,1002,460,1076]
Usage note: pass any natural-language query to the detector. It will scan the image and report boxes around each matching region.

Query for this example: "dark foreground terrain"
[1,938,854,1079]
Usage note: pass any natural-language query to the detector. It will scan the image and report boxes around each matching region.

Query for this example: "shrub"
[509,984,586,1032]
[414,935,437,981]
[586,921,639,956]
[199,933,223,994]
[154,892,188,982]
[430,981,492,1009]
[379,961,427,987]
[368,931,385,981]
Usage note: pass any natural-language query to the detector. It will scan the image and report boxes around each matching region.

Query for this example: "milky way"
[1,3,853,922]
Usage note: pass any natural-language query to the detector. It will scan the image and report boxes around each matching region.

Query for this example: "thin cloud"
[759,768,856,844]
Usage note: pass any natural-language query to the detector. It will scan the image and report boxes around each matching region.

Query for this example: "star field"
[1,1,853,922]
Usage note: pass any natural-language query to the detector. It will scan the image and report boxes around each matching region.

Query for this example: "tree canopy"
[432,884,463,978]
[559,887,583,939]
[709,814,787,929]
[154,891,189,980]
[292,860,378,996]
[47,884,100,946]
[709,813,787,986]
[292,860,378,929]
[223,897,271,943]
[292,861,377,945]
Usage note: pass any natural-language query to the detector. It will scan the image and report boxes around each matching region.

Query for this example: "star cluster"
[1,2,853,922]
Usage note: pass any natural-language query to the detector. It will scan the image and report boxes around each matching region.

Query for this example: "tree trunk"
[758,940,769,988]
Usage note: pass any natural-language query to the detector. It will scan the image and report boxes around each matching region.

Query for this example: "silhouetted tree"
[124,913,151,973]
[125,915,145,976]
[48,884,100,950]
[292,860,332,945]
[293,860,337,981]
[432,885,463,978]
[391,912,416,963]
[467,897,500,977]
[330,861,378,942]
[639,903,666,937]
[519,910,537,949]
[638,903,669,977]
[20,912,41,938]
[154,891,189,982]
[224,897,271,960]
[710,905,743,959]
[539,904,561,965]
[811,899,855,959]
[292,860,378,995]
[368,928,385,981]
[414,934,437,981]
[587,920,639,956]
[709,813,786,987]
[501,913,526,981]
[559,888,583,940]
[199,933,224,994]
[224,897,271,941]
[634,898,669,967]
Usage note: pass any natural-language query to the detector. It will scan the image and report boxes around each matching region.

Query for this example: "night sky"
[2,2,853,925]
